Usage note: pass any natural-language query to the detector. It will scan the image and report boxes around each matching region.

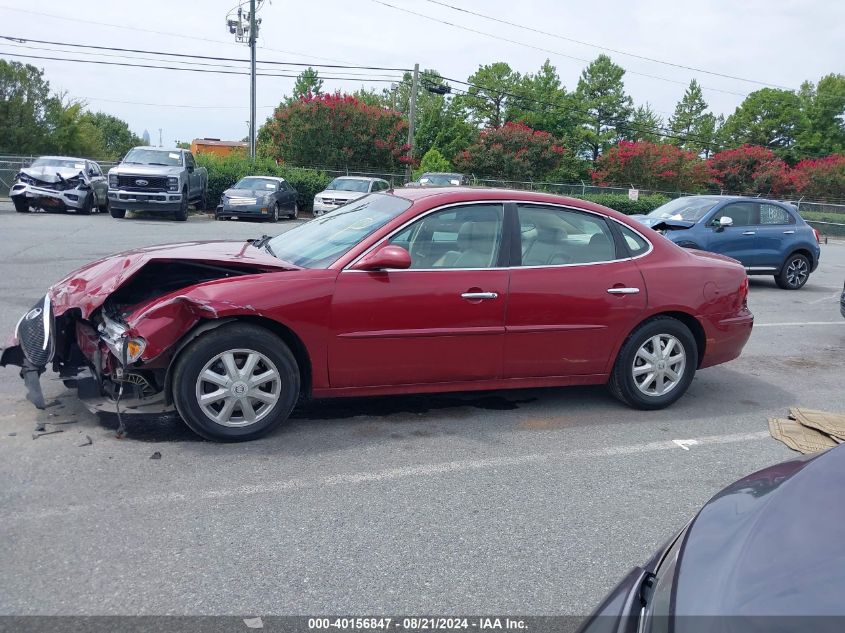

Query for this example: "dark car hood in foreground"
[673,445,845,616]
[48,241,293,318]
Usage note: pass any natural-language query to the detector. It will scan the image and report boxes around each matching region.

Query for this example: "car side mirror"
[715,216,733,231]
[351,244,412,271]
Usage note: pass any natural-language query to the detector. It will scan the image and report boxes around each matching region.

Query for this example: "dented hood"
[48,240,294,318]
[21,165,86,183]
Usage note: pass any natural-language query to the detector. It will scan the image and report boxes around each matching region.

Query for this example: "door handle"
[461,292,498,300]
[742,231,756,235]
[607,287,641,295]
[782,230,795,234]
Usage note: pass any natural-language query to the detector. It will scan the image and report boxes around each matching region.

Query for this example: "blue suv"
[633,196,821,290]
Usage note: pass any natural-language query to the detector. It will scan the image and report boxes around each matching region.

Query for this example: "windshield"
[31,158,85,170]
[420,173,461,185]
[235,177,278,190]
[326,178,371,193]
[266,194,411,268]
[123,148,182,166]
[647,197,719,222]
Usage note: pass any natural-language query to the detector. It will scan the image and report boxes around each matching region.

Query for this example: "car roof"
[241,175,284,182]
[681,194,792,206]
[130,146,184,152]
[332,176,384,182]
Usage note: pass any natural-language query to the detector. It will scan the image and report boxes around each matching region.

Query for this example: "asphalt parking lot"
[1,202,844,616]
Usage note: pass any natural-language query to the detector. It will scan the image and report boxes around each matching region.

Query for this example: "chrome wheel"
[786,258,809,288]
[632,334,686,397]
[195,349,281,427]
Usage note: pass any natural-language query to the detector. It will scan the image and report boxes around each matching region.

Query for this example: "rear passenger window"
[517,205,617,266]
[760,204,794,225]
[618,225,650,256]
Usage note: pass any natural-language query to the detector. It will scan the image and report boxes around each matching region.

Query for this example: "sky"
[1,0,842,146]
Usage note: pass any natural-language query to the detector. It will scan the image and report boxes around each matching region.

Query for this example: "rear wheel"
[171,323,300,442]
[776,253,810,290]
[13,197,28,213]
[110,207,126,219]
[289,202,299,219]
[608,317,698,410]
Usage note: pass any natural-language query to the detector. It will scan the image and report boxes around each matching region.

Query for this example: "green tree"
[627,104,663,142]
[797,74,845,156]
[290,67,323,101]
[460,62,521,128]
[0,60,52,153]
[573,55,634,161]
[413,147,452,179]
[43,96,104,157]
[507,60,574,139]
[668,79,715,154]
[719,88,807,161]
[81,112,142,159]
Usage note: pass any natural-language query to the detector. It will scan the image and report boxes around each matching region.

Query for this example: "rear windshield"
[267,194,411,268]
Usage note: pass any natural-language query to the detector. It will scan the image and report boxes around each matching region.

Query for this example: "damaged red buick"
[1,188,753,441]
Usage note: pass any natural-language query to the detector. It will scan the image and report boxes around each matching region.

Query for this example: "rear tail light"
[813,228,821,244]
[740,276,749,309]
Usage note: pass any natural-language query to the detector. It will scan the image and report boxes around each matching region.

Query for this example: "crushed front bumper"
[10,182,88,210]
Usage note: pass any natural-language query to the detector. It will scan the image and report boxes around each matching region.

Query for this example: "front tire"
[171,323,300,442]
[77,192,94,215]
[776,253,810,290]
[270,202,279,223]
[110,207,126,219]
[608,317,698,410]
[289,202,299,219]
[175,188,188,222]
[13,197,28,213]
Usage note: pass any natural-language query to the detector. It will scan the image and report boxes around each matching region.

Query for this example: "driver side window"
[388,204,504,269]
[711,203,756,227]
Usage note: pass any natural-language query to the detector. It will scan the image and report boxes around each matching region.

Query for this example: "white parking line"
[755,321,844,327]
[2,430,771,523]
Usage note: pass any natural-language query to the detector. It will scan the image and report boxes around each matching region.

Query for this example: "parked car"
[107,147,208,221]
[406,172,471,187]
[312,176,391,216]
[216,176,298,222]
[578,444,845,632]
[632,195,821,289]
[9,156,109,215]
[0,188,753,442]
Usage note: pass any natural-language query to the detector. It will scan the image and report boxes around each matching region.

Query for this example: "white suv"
[312,176,391,216]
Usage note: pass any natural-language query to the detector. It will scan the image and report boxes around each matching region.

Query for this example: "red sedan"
[1,188,753,441]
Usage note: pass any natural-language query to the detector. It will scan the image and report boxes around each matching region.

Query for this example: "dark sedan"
[216,176,298,222]
[579,444,845,632]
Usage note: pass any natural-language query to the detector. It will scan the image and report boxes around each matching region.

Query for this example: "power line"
[0,5,383,67]
[0,52,404,82]
[420,0,793,91]
[0,35,414,72]
[370,0,750,98]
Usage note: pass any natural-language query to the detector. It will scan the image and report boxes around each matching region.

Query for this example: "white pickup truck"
[107,147,208,221]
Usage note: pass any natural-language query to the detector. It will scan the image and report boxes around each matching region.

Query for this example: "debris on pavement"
[46,419,78,426]
[78,435,93,447]
[243,617,264,629]
[8,432,16,437]
[32,429,64,440]
[150,451,162,460]
[769,408,845,453]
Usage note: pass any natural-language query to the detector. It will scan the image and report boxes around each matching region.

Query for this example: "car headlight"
[168,177,179,192]
[108,174,118,188]
[16,172,33,185]
[99,314,146,363]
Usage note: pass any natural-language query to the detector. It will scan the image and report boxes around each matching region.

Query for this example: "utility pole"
[405,63,419,183]
[227,3,260,160]
[158,128,162,147]
[248,0,257,160]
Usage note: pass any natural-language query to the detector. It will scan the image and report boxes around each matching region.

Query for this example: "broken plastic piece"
[150,451,161,460]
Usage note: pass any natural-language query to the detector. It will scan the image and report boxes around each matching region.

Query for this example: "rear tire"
[13,197,28,213]
[171,323,300,442]
[775,253,810,290]
[110,207,126,219]
[608,317,698,410]
[289,202,299,219]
